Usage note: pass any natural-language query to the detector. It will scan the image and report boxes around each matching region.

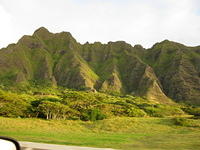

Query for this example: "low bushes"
[182,107,200,117]
[142,104,184,117]
[173,117,200,127]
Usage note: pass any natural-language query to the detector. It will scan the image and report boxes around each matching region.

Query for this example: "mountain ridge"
[0,27,199,105]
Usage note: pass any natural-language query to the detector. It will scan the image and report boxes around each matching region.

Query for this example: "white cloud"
[0,5,13,47]
[0,0,200,48]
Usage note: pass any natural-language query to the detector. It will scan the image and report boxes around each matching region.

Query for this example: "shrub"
[126,107,147,117]
[0,91,30,117]
[111,105,126,116]
[144,104,184,117]
[173,118,189,126]
[173,117,200,127]
[182,107,200,117]
[80,109,106,121]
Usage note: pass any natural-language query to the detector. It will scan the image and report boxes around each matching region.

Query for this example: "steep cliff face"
[0,28,199,104]
[136,66,172,104]
[78,41,169,103]
[53,49,99,90]
[144,40,200,104]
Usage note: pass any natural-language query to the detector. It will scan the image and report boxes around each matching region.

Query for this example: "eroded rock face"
[100,71,123,93]
[136,66,173,104]
[144,41,200,104]
[0,27,199,104]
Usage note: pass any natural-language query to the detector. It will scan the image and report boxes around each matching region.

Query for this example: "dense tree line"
[0,88,199,121]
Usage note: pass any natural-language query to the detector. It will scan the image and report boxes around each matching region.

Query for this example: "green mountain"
[143,40,200,105]
[0,27,199,105]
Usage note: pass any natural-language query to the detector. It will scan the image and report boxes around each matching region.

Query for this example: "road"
[20,141,115,150]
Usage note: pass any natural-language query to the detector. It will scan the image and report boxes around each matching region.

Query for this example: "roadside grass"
[0,117,199,150]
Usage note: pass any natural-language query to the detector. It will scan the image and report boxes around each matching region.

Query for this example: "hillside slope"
[143,40,200,104]
[0,27,199,104]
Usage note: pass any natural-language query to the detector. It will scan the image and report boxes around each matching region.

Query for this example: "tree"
[38,101,55,119]
[0,90,30,117]
[38,101,78,120]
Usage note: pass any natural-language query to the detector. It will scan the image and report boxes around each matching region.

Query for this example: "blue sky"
[0,0,200,48]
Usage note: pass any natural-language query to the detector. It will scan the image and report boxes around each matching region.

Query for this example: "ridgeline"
[0,27,199,105]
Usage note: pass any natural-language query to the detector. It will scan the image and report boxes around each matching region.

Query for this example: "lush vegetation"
[0,78,199,150]
[0,117,199,150]
[0,27,199,149]
[0,27,199,105]
[1,85,198,121]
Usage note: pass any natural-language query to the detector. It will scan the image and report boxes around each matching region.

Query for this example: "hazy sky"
[0,0,200,48]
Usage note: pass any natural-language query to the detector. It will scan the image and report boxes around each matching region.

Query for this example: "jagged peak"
[33,27,52,39]
[161,39,170,43]
[17,35,35,46]
[156,39,187,46]
[151,39,171,47]
[107,41,133,50]
[84,42,90,45]
[151,39,187,50]
[108,41,129,45]
[33,27,74,39]
[54,31,76,41]
[83,41,104,46]
[93,41,103,45]
[33,27,50,34]
[18,35,32,41]
[55,31,72,37]
[134,44,144,49]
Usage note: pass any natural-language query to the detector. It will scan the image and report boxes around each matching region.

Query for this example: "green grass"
[0,117,200,149]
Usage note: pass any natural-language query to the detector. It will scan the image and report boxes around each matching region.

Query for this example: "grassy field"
[0,117,200,150]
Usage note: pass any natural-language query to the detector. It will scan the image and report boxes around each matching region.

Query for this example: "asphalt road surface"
[20,141,115,150]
